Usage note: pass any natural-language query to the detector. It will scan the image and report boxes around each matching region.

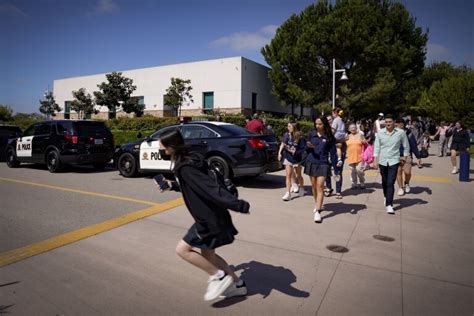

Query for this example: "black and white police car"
[5,120,115,172]
[114,121,281,178]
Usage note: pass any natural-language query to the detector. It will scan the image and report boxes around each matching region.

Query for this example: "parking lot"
[0,155,472,315]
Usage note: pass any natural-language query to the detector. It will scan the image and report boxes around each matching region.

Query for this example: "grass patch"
[112,130,154,146]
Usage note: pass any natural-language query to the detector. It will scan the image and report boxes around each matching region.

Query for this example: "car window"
[34,123,51,136]
[219,125,254,136]
[150,126,179,140]
[22,125,36,137]
[181,125,217,139]
[74,122,110,135]
[56,122,74,135]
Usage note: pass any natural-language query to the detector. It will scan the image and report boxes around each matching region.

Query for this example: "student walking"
[395,119,422,196]
[433,122,449,157]
[278,122,306,201]
[447,122,470,174]
[157,129,250,301]
[305,115,336,223]
[346,123,366,189]
[373,115,410,214]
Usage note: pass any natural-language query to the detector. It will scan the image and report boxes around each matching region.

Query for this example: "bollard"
[459,151,470,182]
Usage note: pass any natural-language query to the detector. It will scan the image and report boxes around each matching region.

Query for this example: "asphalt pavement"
[0,151,472,315]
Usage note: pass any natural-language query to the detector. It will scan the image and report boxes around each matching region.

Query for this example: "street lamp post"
[332,58,348,110]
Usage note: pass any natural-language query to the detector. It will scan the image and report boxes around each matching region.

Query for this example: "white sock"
[214,270,225,279]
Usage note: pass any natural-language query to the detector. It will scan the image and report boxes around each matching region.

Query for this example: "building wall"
[53,56,289,118]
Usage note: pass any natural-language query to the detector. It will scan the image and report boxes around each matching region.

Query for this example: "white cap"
[378,113,384,117]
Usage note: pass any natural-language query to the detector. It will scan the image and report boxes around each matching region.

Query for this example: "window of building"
[203,92,214,113]
[64,101,72,119]
[251,93,257,114]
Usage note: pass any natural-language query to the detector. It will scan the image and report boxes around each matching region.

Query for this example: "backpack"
[208,165,239,198]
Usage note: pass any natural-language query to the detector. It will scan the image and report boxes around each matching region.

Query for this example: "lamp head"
[340,71,348,81]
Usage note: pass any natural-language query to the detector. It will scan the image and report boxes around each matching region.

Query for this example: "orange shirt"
[346,134,364,164]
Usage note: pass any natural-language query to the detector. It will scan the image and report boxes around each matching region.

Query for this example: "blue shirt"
[306,130,336,165]
[282,133,306,163]
[374,127,409,166]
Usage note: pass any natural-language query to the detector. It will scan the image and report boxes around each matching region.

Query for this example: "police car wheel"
[118,153,137,177]
[208,156,230,179]
[46,150,63,173]
[6,149,20,168]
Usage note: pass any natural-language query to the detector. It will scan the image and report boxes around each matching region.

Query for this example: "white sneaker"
[404,184,411,193]
[451,167,458,174]
[282,192,291,201]
[291,184,299,193]
[219,281,247,299]
[386,205,395,214]
[204,274,233,301]
[397,188,405,196]
[313,209,322,223]
[298,187,305,197]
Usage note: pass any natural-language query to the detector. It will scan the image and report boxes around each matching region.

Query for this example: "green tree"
[0,104,14,122]
[261,0,428,118]
[39,91,61,119]
[71,88,98,120]
[93,72,142,118]
[163,78,194,117]
[414,70,474,128]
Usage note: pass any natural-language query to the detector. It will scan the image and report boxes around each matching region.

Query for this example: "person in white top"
[375,113,385,134]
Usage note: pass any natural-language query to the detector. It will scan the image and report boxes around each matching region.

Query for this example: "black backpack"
[208,165,239,198]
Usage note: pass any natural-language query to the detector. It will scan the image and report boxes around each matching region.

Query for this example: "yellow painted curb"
[0,198,184,267]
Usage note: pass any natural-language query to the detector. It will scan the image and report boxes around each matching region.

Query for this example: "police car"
[114,121,281,178]
[5,120,115,172]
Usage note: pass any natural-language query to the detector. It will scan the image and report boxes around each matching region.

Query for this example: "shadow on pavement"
[16,163,116,174]
[341,187,376,196]
[407,186,433,195]
[212,260,309,308]
[321,203,367,220]
[364,182,382,189]
[234,174,286,189]
[0,304,15,314]
[393,198,428,211]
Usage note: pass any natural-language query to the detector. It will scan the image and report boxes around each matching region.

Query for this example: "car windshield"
[219,124,255,136]
[74,122,110,135]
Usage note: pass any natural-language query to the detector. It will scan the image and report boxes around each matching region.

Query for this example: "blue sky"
[0,0,472,114]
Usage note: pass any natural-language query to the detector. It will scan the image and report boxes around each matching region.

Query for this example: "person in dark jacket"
[278,121,306,201]
[447,121,470,174]
[158,129,250,301]
[304,115,337,223]
[395,118,422,196]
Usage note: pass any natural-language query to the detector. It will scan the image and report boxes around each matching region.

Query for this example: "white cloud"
[426,43,450,61]
[210,25,278,51]
[0,3,27,17]
[90,0,119,15]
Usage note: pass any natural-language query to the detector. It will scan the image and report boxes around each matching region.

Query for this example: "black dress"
[170,155,249,249]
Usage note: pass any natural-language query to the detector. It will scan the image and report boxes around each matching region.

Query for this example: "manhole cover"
[326,245,349,253]
[373,235,395,242]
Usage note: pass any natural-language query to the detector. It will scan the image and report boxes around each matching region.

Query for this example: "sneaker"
[298,187,305,197]
[397,188,405,196]
[404,184,411,193]
[335,193,342,199]
[313,209,322,223]
[219,281,247,299]
[291,184,299,193]
[204,274,233,301]
[386,205,395,214]
[282,192,291,201]
[324,188,333,197]
[451,167,458,174]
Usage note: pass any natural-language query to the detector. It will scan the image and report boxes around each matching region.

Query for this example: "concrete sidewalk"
[1,154,472,315]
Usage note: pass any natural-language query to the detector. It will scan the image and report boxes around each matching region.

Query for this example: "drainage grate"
[373,234,395,242]
[326,244,349,253]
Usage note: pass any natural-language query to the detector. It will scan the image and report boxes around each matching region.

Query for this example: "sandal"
[335,193,343,199]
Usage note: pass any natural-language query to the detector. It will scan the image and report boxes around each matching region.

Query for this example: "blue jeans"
[326,153,345,194]
[379,163,399,206]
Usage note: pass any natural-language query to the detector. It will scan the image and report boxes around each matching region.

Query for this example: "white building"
[53,56,302,120]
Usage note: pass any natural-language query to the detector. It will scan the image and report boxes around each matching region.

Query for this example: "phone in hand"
[154,174,170,191]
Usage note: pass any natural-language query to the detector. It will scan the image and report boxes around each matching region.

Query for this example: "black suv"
[5,120,114,172]
[0,124,22,161]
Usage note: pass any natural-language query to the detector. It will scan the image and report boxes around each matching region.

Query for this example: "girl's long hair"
[312,114,335,144]
[288,121,302,143]
[159,128,191,170]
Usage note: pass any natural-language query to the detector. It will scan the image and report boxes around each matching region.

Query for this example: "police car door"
[139,128,174,171]
[32,122,52,162]
[16,124,35,161]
